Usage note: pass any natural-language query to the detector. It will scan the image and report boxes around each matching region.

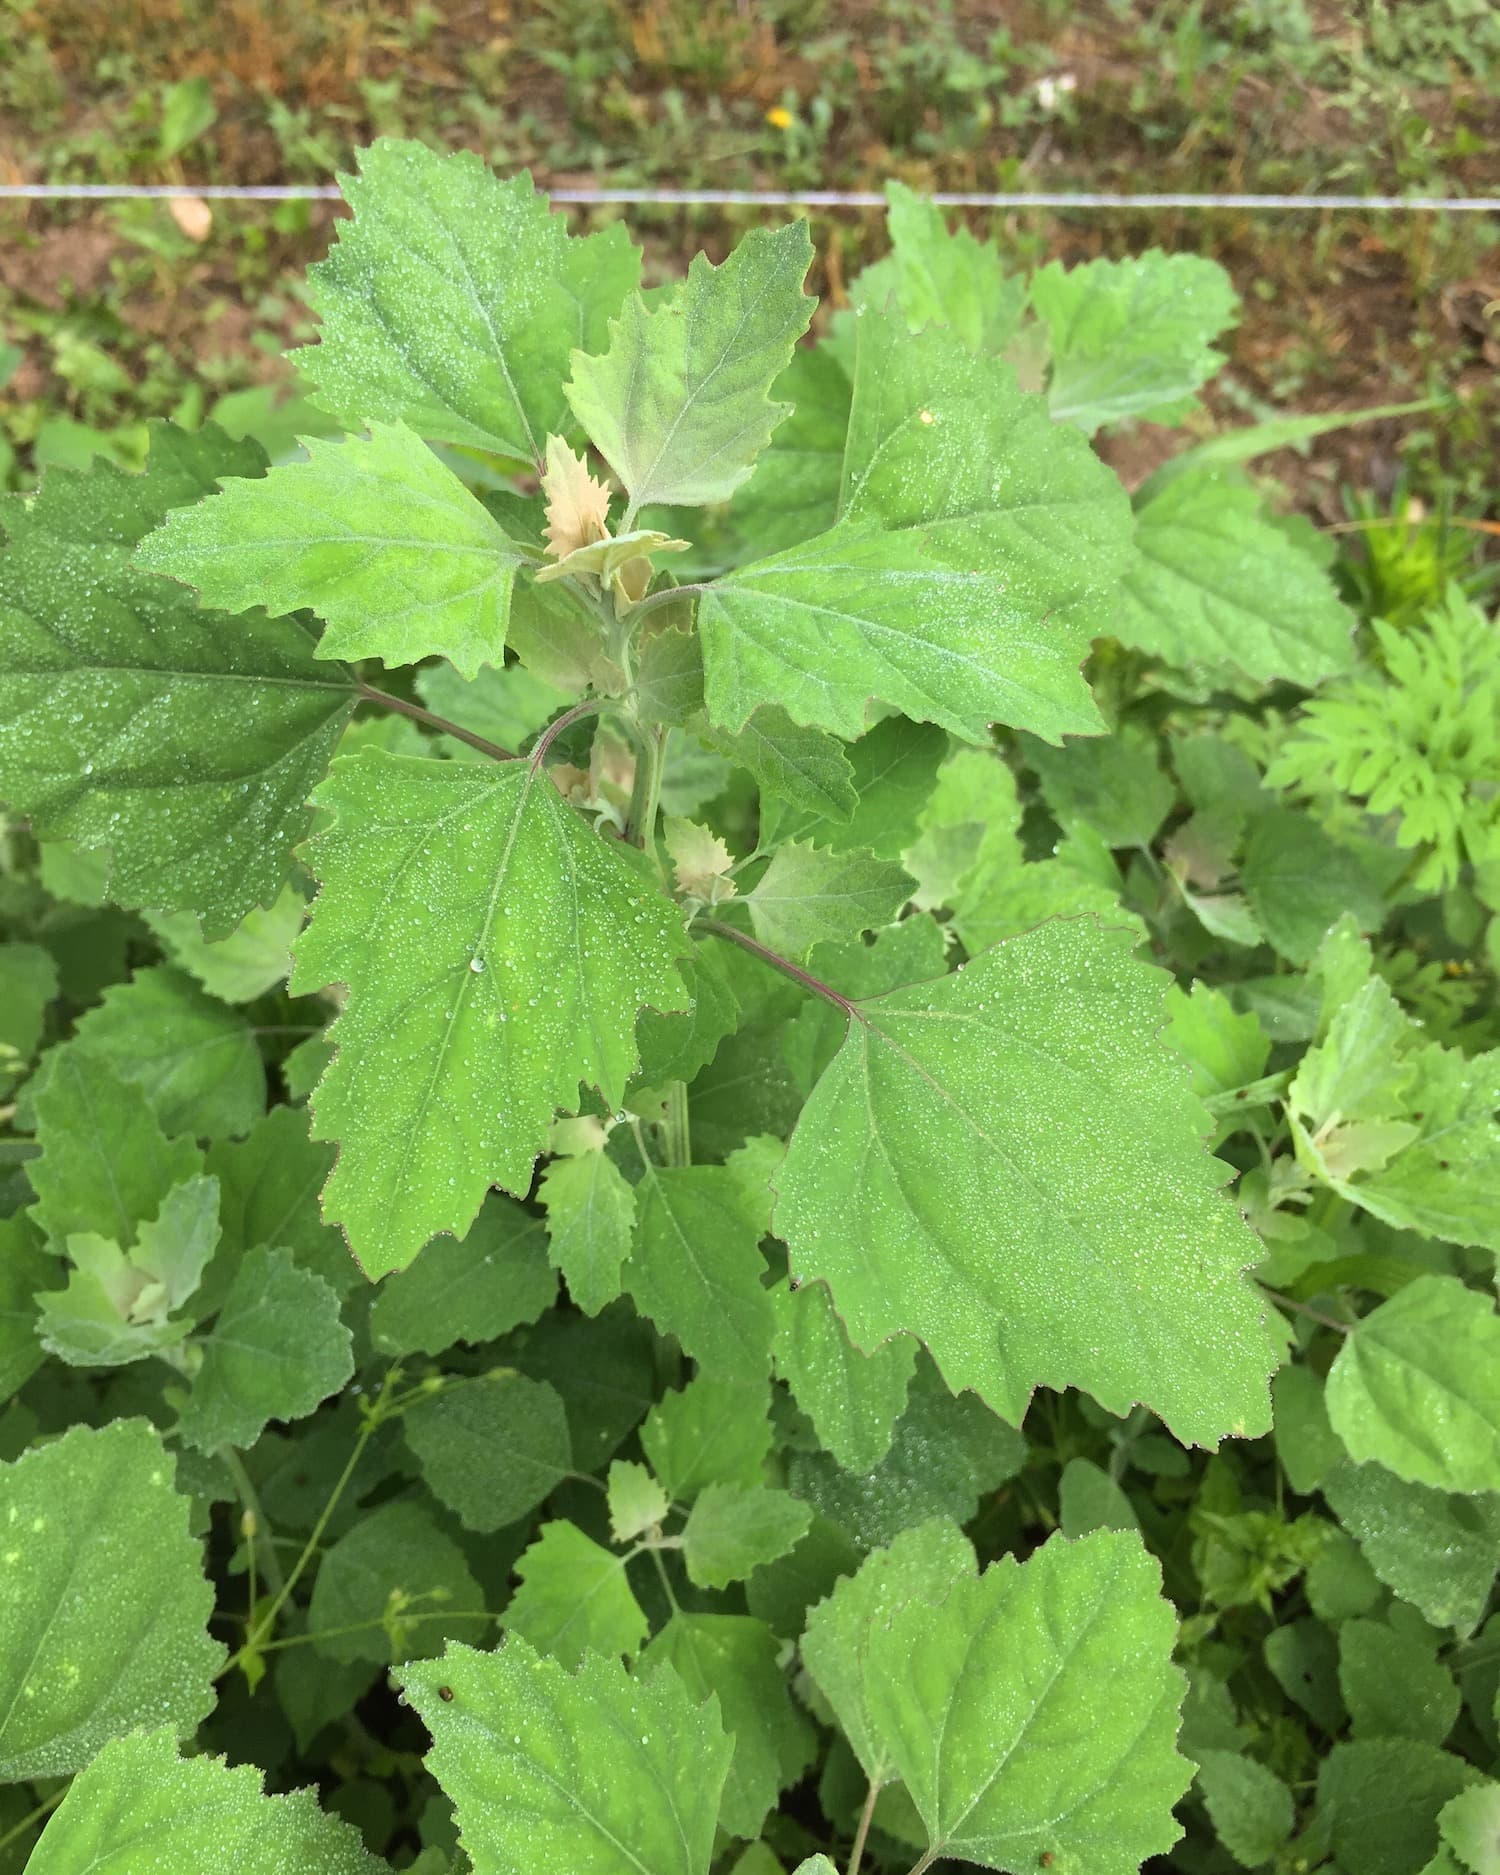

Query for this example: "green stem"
[648,1543,681,1616]
[245,1369,398,1652]
[699,919,865,1023]
[663,1079,691,1168]
[220,1445,286,1601]
[623,721,667,850]
[0,1788,65,1854]
[357,681,515,763]
[903,1851,940,1875]
[848,1778,881,1875]
[1260,1286,1352,1334]
[253,1609,497,1656]
[629,582,706,626]
[529,699,610,773]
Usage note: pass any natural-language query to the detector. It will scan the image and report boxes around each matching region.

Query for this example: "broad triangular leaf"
[864,1529,1190,1873]
[1114,469,1356,687]
[145,883,305,1004]
[743,843,912,960]
[682,1483,812,1588]
[25,1728,379,1874]
[858,180,1027,354]
[178,1245,353,1451]
[641,1375,774,1500]
[624,1164,776,1386]
[1195,1750,1296,1870]
[698,308,1130,743]
[369,1194,556,1355]
[567,221,815,512]
[293,749,690,1275]
[802,1518,978,1785]
[0,1419,223,1780]
[28,1052,200,1248]
[1323,1460,1500,1635]
[1327,1275,1500,1495]
[138,420,527,679]
[1031,249,1239,432]
[399,1637,733,1875]
[537,1144,637,1315]
[774,918,1274,1445]
[642,1614,815,1840]
[504,1520,649,1667]
[298,139,640,463]
[402,1372,571,1532]
[773,1278,917,1472]
[0,426,356,935]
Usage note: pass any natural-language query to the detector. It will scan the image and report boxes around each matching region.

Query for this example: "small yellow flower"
[765,105,794,130]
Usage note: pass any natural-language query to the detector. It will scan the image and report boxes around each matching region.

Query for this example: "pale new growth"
[542,435,612,561]
[666,818,738,904]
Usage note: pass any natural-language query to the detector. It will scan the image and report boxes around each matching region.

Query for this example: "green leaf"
[567,221,814,512]
[698,705,857,825]
[1241,809,1385,967]
[203,1103,352,1301]
[743,843,912,960]
[861,181,1026,354]
[294,748,690,1276]
[1164,981,1272,1106]
[0,1215,52,1405]
[503,1520,649,1667]
[1194,1750,1295,1870]
[0,942,56,1092]
[624,1165,776,1386]
[1114,470,1355,686]
[0,426,356,935]
[868,1529,1189,1871]
[726,344,852,555]
[1324,1460,1500,1634]
[775,917,1274,1445]
[682,1483,812,1589]
[801,1517,977,1784]
[698,308,1129,744]
[773,1279,917,1472]
[398,1636,733,1875]
[608,1458,669,1543]
[39,965,265,1141]
[1058,1457,1139,1536]
[28,1053,200,1248]
[402,1372,571,1532]
[754,717,945,874]
[299,140,640,462]
[1317,1740,1480,1875]
[1023,725,1176,851]
[1340,1616,1460,1746]
[25,1727,379,1874]
[0,1418,223,1780]
[37,1173,220,1368]
[537,1145,637,1316]
[790,1355,1025,1551]
[1031,249,1239,432]
[138,421,527,679]
[178,1245,353,1451]
[642,1614,814,1839]
[416,659,569,756]
[1327,1276,1500,1495]
[641,1375,774,1500]
[1441,1785,1500,1875]
[370,1195,557,1356]
[1272,1363,1342,1496]
[145,883,305,1004]
[309,1497,487,1665]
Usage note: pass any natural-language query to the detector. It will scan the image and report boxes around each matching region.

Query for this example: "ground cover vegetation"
[1,128,1499,1875]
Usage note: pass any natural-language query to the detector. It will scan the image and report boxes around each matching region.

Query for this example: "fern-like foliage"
[1268,588,1500,894]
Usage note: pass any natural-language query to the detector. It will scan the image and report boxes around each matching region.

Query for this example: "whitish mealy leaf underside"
[293,750,690,1276]
[774,918,1275,1446]
[698,306,1131,744]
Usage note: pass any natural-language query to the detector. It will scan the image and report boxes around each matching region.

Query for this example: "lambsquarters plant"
[1,140,1498,1874]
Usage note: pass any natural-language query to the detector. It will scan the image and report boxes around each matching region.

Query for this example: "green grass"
[1,0,1496,518]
